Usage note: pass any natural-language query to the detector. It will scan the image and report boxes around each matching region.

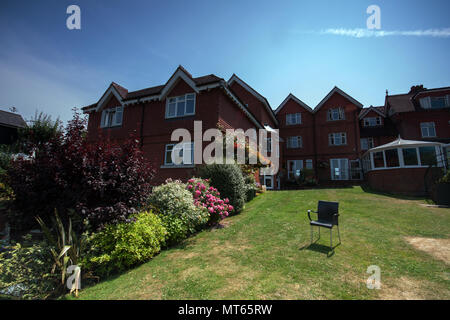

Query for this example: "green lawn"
[75,187,450,300]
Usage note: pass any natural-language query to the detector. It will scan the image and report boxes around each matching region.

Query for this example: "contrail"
[321,28,450,38]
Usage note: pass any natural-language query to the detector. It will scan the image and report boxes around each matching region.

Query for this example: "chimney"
[408,84,426,94]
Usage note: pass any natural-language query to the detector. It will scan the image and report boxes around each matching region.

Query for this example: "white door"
[263,175,274,189]
[287,160,303,179]
[330,158,349,180]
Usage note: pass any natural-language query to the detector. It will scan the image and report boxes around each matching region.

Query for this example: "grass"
[75,187,450,300]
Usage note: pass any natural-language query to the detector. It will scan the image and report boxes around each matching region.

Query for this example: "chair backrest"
[317,201,339,225]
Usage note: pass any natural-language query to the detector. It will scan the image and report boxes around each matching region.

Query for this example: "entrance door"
[287,160,303,180]
[330,158,349,180]
[350,159,363,180]
[263,175,274,190]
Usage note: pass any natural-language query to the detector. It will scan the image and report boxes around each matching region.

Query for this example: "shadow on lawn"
[299,242,341,258]
[361,185,431,202]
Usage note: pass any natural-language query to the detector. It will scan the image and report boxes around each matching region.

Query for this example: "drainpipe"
[139,99,144,149]
[313,112,318,180]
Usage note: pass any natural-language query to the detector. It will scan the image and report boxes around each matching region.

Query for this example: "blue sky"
[0,0,449,123]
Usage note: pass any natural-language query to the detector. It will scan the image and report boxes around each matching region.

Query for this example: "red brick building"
[82,66,266,185]
[82,67,450,190]
[385,85,450,143]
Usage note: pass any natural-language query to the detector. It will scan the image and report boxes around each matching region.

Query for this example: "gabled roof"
[313,86,363,113]
[358,105,386,119]
[385,93,415,115]
[81,66,264,129]
[92,82,127,112]
[82,66,223,112]
[0,110,27,128]
[275,93,313,114]
[227,74,278,125]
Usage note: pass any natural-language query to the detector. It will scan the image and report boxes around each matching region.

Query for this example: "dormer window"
[100,106,123,128]
[363,117,382,127]
[419,95,450,109]
[166,93,196,119]
[327,107,345,121]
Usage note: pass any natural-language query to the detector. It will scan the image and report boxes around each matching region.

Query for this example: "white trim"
[228,74,278,125]
[159,68,199,100]
[95,85,124,112]
[222,86,263,129]
[314,86,363,113]
[275,93,312,114]
[358,106,385,119]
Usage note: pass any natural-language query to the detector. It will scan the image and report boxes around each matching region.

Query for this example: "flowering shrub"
[186,178,234,224]
[147,179,209,241]
[198,164,246,213]
[6,110,155,232]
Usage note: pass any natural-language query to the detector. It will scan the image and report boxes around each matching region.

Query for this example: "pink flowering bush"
[186,178,234,224]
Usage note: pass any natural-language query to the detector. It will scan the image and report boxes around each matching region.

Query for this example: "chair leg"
[337,225,341,243]
[330,228,333,250]
[318,226,321,239]
[310,225,313,244]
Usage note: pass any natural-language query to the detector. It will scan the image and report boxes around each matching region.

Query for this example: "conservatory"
[362,137,446,196]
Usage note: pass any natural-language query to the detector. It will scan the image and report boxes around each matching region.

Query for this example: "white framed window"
[329,132,347,146]
[164,142,194,166]
[101,106,123,128]
[363,117,381,127]
[287,160,303,179]
[420,96,450,109]
[305,159,313,169]
[286,113,301,125]
[330,158,349,180]
[166,93,196,119]
[327,107,345,121]
[361,137,374,150]
[420,122,436,138]
[287,136,302,149]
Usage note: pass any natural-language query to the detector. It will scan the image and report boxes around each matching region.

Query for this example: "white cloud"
[321,28,450,38]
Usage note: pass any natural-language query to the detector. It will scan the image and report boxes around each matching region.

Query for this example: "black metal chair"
[307,201,341,250]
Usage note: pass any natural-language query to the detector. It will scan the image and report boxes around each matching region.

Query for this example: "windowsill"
[101,125,122,129]
[328,144,347,147]
[165,114,195,120]
[160,164,195,169]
